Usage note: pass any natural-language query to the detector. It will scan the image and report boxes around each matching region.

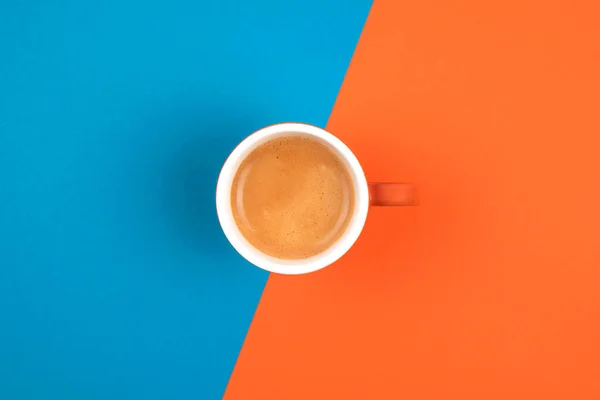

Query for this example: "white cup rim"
[216,123,369,275]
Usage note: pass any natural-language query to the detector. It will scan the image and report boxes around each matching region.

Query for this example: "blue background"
[0,0,371,398]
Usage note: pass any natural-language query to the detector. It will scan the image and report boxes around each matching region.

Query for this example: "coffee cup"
[216,123,416,275]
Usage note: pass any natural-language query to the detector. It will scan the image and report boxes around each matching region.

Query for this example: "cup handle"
[369,183,418,206]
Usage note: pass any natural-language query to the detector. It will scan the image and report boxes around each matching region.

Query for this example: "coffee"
[231,136,355,259]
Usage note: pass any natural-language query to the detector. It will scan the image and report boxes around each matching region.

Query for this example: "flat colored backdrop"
[225,0,600,399]
[0,1,372,399]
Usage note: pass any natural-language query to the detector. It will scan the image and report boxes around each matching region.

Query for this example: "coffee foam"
[231,136,354,259]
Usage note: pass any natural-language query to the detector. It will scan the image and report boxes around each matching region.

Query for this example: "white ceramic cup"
[216,123,414,275]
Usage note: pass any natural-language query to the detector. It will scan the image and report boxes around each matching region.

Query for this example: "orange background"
[225,0,600,398]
